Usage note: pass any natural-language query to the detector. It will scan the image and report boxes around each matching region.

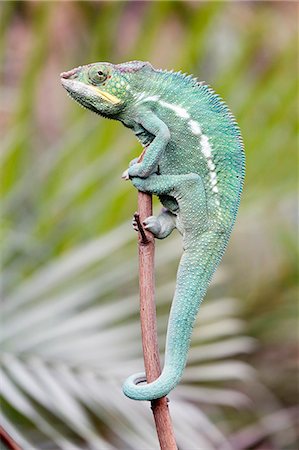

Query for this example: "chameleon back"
[127,68,245,227]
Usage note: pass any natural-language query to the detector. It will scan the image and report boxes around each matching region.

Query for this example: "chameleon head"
[60,62,132,117]
[61,61,154,117]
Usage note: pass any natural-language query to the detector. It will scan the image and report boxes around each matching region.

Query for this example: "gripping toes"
[122,162,143,180]
[132,215,139,232]
[129,157,139,167]
[143,216,161,236]
[122,158,139,180]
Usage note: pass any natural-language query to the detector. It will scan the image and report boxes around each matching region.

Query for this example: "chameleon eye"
[97,70,107,82]
[89,66,108,85]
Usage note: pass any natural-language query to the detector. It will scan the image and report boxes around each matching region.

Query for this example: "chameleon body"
[60,61,245,401]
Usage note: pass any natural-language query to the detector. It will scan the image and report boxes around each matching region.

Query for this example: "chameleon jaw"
[60,78,121,106]
[90,86,121,105]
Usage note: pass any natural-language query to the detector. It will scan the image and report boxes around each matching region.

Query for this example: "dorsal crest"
[117,61,153,73]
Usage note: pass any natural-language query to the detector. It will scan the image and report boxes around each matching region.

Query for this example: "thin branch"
[136,190,177,450]
[0,427,21,450]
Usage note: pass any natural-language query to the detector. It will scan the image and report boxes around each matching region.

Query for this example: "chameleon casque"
[60,61,245,401]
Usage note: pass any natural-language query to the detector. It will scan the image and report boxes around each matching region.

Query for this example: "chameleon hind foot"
[143,208,176,239]
[143,216,162,236]
[132,214,161,236]
[132,210,175,240]
[132,214,139,232]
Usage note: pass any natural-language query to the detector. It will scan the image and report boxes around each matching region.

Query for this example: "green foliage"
[1,1,297,449]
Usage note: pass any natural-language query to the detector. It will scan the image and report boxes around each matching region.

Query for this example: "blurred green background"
[1,1,298,449]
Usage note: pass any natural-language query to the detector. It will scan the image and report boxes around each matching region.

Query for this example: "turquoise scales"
[60,61,245,401]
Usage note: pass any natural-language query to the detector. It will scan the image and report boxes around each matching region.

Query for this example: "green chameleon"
[60,61,245,401]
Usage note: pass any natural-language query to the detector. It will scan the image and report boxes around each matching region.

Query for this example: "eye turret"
[88,65,109,85]
[97,70,107,82]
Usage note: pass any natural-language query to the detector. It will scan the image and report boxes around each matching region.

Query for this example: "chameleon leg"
[130,173,198,195]
[131,173,209,237]
[128,113,170,178]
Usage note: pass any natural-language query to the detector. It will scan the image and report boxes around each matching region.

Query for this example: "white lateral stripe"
[136,94,220,207]
[207,160,216,171]
[135,92,146,101]
[210,173,217,183]
[189,119,202,135]
[159,100,190,119]
[200,135,212,158]
[143,95,160,102]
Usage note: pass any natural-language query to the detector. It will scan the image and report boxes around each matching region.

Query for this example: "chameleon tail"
[123,230,228,401]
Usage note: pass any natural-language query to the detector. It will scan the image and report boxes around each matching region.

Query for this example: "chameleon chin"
[61,60,245,401]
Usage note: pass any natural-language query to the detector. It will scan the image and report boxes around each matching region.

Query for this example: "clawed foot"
[129,157,139,167]
[143,216,161,236]
[132,214,139,232]
[132,214,161,237]
[121,158,140,180]
[121,163,141,179]
[122,168,130,180]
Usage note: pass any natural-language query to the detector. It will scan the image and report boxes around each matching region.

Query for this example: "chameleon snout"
[60,66,82,80]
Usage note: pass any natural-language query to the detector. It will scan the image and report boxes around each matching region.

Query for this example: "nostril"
[60,66,81,79]
[60,71,71,79]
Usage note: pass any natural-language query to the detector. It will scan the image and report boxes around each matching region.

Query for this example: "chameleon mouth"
[60,78,121,105]
[91,86,121,105]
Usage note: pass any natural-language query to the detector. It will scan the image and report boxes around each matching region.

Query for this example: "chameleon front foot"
[121,168,130,180]
[129,157,139,167]
[121,157,142,179]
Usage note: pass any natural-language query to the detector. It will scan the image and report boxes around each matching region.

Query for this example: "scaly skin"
[60,61,245,401]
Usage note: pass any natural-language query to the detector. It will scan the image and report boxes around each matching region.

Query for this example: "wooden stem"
[136,191,177,450]
[0,427,21,450]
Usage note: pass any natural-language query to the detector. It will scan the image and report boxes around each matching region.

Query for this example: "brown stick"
[0,427,21,450]
[135,190,177,450]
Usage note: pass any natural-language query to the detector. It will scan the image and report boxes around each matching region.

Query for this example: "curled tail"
[123,229,228,401]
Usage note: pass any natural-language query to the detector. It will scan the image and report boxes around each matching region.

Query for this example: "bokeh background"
[1,1,298,449]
